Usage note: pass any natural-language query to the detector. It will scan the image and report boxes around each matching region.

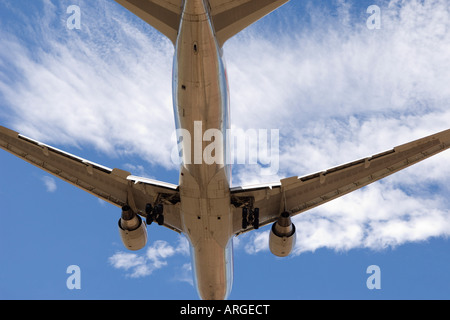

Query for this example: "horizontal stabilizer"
[114,0,290,46]
[114,0,182,44]
[210,0,290,46]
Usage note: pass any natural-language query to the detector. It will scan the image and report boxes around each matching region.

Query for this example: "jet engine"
[269,212,296,257]
[118,205,147,251]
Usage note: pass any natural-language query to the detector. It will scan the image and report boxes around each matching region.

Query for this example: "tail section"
[115,0,289,46]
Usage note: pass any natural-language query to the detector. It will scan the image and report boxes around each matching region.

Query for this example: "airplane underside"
[1,0,450,300]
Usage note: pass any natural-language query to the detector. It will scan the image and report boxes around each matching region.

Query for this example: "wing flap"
[232,129,450,235]
[0,125,182,233]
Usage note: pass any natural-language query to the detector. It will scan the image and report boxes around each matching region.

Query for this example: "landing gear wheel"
[156,214,164,226]
[154,204,163,215]
[242,207,248,229]
[252,208,260,230]
[145,203,164,226]
[242,207,260,230]
[154,204,164,226]
[145,203,153,225]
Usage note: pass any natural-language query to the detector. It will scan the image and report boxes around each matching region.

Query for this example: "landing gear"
[154,204,164,225]
[242,206,259,230]
[242,207,248,229]
[253,208,259,229]
[145,203,153,225]
[145,203,164,226]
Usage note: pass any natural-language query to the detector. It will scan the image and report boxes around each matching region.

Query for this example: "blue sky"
[1,0,450,300]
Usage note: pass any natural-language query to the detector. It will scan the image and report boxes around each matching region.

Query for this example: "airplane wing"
[231,128,450,236]
[0,125,182,233]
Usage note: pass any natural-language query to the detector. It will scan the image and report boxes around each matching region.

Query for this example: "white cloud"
[108,251,147,275]
[41,176,57,193]
[243,231,270,255]
[173,263,194,286]
[108,236,190,279]
[0,0,176,169]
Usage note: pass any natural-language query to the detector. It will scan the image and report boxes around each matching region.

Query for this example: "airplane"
[0,0,449,300]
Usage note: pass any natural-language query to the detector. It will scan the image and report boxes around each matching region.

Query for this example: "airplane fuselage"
[173,0,233,300]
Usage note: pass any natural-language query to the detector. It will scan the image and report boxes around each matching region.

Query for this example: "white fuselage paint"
[173,0,233,300]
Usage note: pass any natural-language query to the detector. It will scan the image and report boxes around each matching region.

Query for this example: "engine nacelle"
[118,205,147,251]
[269,212,296,257]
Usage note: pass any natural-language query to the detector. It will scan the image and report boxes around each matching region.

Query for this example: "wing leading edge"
[231,128,450,236]
[0,125,182,233]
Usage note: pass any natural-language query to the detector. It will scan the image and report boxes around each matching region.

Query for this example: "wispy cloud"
[0,0,176,169]
[108,237,190,279]
[42,176,57,193]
